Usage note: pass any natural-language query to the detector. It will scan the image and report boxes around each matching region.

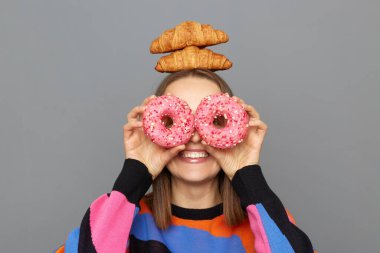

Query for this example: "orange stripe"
[140,200,309,252]
[53,245,64,253]
[139,199,153,214]
[285,208,297,225]
[139,200,255,252]
[172,215,255,253]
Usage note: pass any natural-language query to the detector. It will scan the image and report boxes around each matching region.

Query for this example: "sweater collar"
[171,202,223,220]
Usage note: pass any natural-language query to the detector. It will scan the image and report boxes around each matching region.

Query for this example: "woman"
[54,69,316,253]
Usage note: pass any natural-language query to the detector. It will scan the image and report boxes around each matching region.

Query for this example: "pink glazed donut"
[195,93,249,149]
[142,95,195,148]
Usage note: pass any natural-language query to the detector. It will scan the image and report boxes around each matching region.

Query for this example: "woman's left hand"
[201,94,268,180]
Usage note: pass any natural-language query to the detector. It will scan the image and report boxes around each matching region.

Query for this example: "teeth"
[180,151,209,158]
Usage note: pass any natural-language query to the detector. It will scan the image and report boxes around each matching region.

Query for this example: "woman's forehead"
[163,77,222,110]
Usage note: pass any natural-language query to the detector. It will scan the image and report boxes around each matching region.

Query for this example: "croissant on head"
[150,21,229,54]
[155,46,232,73]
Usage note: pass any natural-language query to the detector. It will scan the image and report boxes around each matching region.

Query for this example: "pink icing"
[195,93,249,149]
[142,95,195,147]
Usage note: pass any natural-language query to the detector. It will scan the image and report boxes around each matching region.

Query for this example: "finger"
[232,96,245,105]
[127,106,146,122]
[201,140,212,153]
[124,121,143,140]
[248,118,268,131]
[201,140,218,156]
[123,121,143,137]
[141,95,156,106]
[127,107,143,122]
[123,123,134,140]
[243,104,260,119]
[167,144,186,158]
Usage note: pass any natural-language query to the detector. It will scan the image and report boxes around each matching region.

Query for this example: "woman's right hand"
[123,95,186,180]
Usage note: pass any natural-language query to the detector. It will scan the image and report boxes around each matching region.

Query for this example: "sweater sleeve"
[53,158,153,253]
[231,164,317,253]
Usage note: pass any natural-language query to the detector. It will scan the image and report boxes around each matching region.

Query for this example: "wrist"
[227,160,260,181]
[240,155,260,167]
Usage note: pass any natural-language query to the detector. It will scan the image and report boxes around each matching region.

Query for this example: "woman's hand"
[124,95,186,180]
[201,94,268,180]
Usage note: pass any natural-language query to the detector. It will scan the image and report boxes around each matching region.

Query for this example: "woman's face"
[164,76,223,184]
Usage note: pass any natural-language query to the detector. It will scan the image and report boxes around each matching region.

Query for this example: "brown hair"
[143,68,246,230]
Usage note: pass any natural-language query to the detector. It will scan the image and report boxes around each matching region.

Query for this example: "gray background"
[1,0,379,252]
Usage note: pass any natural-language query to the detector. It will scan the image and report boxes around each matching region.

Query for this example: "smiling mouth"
[179,151,209,158]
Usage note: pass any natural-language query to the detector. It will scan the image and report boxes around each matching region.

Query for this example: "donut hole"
[161,115,174,128]
[213,115,227,129]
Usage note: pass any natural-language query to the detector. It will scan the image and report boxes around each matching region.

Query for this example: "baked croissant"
[150,21,229,54]
[155,46,232,73]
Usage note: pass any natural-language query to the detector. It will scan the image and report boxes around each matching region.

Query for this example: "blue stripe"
[131,213,246,253]
[65,227,80,253]
[256,203,294,253]
[127,206,141,248]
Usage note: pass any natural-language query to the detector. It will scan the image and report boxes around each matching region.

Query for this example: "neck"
[170,177,222,209]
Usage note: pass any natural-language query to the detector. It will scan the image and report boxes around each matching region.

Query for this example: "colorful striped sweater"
[53,158,317,253]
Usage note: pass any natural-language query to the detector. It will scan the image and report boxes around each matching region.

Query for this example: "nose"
[190,130,201,143]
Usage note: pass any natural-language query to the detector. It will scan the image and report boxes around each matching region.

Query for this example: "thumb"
[167,144,186,159]
[201,140,219,157]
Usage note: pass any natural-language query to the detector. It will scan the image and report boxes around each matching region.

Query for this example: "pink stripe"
[89,191,136,253]
[247,205,272,253]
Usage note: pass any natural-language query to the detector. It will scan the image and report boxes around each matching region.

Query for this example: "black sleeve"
[231,164,316,253]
